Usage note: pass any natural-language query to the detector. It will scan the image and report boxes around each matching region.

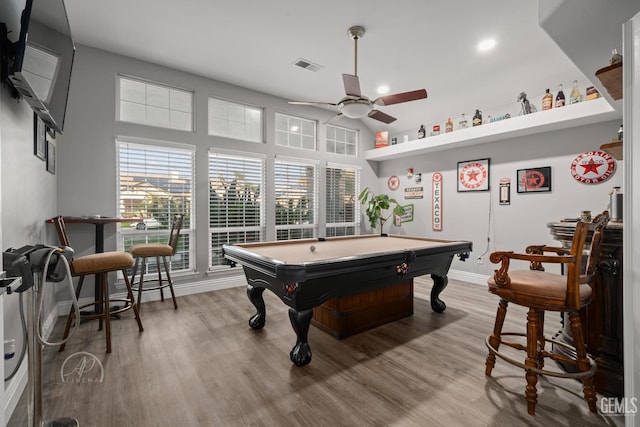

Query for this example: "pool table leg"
[430,274,448,313]
[288,308,313,367]
[247,285,266,329]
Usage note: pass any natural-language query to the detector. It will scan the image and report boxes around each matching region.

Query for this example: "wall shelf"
[364,98,619,162]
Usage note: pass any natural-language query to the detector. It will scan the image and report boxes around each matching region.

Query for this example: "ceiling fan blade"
[368,109,396,124]
[374,89,428,106]
[289,101,337,107]
[342,74,361,97]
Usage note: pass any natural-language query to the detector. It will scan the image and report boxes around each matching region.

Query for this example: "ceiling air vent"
[292,58,324,72]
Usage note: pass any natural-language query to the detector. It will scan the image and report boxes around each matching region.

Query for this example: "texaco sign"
[570,151,616,184]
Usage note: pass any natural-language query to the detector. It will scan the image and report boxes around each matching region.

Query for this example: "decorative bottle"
[472,109,482,126]
[458,114,468,129]
[542,89,553,110]
[569,80,581,104]
[445,117,453,133]
[417,125,426,139]
[555,84,565,107]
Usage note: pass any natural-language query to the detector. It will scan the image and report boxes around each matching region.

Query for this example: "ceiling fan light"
[339,100,373,118]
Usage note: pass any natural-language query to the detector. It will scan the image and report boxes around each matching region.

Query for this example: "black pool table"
[222,234,472,366]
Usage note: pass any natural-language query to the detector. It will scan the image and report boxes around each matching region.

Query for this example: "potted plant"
[358,187,406,235]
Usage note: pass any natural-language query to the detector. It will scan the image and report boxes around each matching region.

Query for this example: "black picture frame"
[457,158,490,192]
[517,166,552,193]
[46,141,56,174]
[33,114,47,160]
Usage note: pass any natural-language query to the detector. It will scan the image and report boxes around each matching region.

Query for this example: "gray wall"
[0,80,58,407]
[378,121,623,276]
[57,45,380,284]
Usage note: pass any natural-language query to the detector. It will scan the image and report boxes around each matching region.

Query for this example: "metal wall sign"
[404,186,424,199]
[499,178,511,205]
[432,172,443,231]
[570,150,616,184]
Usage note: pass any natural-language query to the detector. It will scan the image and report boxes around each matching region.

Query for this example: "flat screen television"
[0,0,75,133]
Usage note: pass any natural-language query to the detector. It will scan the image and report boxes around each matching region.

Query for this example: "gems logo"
[600,397,638,416]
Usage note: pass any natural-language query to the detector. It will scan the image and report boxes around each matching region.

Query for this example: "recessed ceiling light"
[377,85,389,95]
[478,38,496,52]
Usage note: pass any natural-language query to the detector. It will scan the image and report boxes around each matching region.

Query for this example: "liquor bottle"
[472,109,482,126]
[542,89,553,110]
[618,124,623,141]
[445,117,453,133]
[569,80,581,104]
[555,84,565,108]
[458,114,468,129]
[417,125,426,139]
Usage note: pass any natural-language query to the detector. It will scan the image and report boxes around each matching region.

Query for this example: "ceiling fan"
[289,25,427,124]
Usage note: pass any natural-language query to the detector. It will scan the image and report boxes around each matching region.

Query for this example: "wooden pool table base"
[247,274,450,367]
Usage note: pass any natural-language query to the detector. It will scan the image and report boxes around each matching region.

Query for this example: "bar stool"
[129,214,183,312]
[51,216,143,353]
[485,210,609,415]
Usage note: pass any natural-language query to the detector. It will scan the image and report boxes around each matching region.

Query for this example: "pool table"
[222,234,472,366]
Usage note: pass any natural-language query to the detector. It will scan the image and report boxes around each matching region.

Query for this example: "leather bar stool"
[51,216,143,353]
[129,214,183,312]
[485,210,609,415]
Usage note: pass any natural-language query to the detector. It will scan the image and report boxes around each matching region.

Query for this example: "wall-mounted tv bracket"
[0,22,19,98]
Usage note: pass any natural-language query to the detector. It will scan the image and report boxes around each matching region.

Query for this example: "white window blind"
[326,124,358,156]
[275,113,316,150]
[117,139,194,274]
[208,151,265,268]
[118,75,193,131]
[275,158,318,240]
[326,164,360,237]
[208,97,263,143]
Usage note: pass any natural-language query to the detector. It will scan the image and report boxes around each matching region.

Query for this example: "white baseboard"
[448,269,489,286]
[4,357,28,425]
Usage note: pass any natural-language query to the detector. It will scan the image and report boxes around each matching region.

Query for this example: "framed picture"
[517,166,551,193]
[33,114,47,160]
[457,158,490,192]
[46,141,56,174]
[395,204,414,224]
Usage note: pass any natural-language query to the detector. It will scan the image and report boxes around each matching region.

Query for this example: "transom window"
[208,150,265,268]
[326,163,360,237]
[117,138,195,274]
[208,98,263,143]
[275,157,318,240]
[275,113,316,150]
[326,125,358,156]
[117,75,193,131]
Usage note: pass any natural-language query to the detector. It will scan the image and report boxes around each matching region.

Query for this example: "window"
[275,113,316,150]
[117,138,195,274]
[326,164,360,237]
[118,75,193,131]
[326,125,358,156]
[275,157,318,240]
[208,98,263,143]
[209,151,265,268]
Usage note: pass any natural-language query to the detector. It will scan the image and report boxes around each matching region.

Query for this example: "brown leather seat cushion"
[488,269,591,308]
[130,243,174,257]
[72,251,134,275]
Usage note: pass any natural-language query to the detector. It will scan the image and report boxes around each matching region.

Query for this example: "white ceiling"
[64,0,592,135]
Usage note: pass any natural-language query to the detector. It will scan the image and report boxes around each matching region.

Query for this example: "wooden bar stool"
[129,214,183,312]
[51,216,143,353]
[484,210,609,415]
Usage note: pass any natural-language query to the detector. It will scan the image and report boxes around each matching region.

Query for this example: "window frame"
[207,97,264,143]
[326,124,358,156]
[274,112,317,151]
[325,162,361,237]
[116,74,194,132]
[116,136,196,275]
[208,148,266,269]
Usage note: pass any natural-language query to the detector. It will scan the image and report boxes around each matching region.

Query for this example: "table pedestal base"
[312,280,414,339]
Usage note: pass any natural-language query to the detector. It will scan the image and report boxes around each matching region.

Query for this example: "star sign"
[526,175,539,186]
[580,158,602,175]
[466,169,480,181]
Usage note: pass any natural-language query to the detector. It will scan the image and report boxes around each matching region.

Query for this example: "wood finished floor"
[8,277,624,427]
